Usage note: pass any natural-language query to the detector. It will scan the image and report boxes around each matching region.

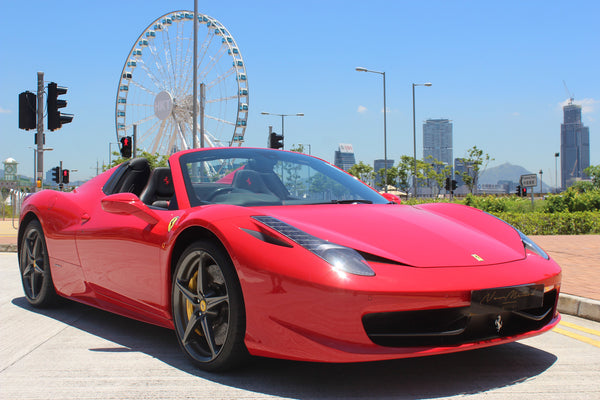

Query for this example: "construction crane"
[563,80,574,105]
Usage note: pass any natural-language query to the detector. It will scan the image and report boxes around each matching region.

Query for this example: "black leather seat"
[140,167,174,208]
[113,158,151,197]
[232,170,271,194]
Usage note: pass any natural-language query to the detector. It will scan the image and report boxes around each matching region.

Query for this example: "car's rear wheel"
[19,220,60,307]
[172,240,248,371]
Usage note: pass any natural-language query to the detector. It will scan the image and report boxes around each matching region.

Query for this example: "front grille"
[362,289,557,347]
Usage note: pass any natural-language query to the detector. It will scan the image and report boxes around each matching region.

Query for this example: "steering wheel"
[206,187,235,201]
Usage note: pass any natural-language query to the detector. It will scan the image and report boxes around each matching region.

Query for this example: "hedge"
[492,211,600,235]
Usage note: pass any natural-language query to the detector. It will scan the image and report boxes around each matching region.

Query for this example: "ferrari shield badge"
[168,216,180,232]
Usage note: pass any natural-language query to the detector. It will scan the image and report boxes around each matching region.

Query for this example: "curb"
[558,293,600,323]
[2,244,599,322]
[0,244,17,253]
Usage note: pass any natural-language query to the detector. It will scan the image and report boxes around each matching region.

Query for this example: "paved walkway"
[533,235,600,301]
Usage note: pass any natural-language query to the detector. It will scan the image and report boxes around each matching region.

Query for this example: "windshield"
[179,148,388,207]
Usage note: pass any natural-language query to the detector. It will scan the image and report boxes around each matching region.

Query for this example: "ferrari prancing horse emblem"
[494,315,503,333]
[471,253,484,262]
[168,216,180,232]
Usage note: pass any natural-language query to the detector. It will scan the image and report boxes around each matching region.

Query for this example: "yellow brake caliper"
[186,271,205,336]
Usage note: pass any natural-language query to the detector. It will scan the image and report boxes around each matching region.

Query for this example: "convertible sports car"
[18,147,561,371]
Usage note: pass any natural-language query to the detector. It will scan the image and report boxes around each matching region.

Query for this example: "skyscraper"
[334,143,356,171]
[423,119,453,166]
[560,102,590,189]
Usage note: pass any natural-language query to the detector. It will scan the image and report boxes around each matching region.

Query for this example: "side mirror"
[381,192,401,204]
[101,192,159,225]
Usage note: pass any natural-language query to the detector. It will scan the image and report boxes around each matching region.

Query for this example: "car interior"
[103,158,177,210]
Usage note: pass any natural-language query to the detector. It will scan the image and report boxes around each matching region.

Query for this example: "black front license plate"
[471,284,544,312]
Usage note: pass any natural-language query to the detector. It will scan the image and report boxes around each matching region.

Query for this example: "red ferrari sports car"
[18,147,561,371]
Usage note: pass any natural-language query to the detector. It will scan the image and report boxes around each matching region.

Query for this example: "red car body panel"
[19,148,562,363]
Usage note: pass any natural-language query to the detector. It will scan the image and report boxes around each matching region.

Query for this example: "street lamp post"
[356,67,387,192]
[412,82,432,198]
[554,152,560,193]
[260,112,304,149]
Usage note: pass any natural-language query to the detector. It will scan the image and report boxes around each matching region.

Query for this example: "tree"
[396,156,414,197]
[104,150,169,171]
[375,165,398,191]
[348,162,374,186]
[289,144,305,154]
[455,146,493,195]
[424,156,452,197]
[584,165,600,188]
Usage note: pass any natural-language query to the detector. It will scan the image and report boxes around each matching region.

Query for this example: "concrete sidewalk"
[2,219,598,320]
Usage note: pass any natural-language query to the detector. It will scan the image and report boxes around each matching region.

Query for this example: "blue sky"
[1,0,598,186]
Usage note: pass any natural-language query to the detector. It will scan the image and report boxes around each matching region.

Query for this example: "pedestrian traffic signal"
[19,91,37,130]
[47,82,74,131]
[120,136,132,158]
[516,185,521,196]
[269,132,284,149]
[62,169,69,184]
[52,166,60,184]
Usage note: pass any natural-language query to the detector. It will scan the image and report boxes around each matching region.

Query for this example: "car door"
[75,194,175,319]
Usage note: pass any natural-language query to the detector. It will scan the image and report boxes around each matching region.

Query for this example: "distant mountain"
[479,163,554,192]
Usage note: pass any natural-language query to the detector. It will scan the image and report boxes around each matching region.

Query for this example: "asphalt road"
[1,253,599,400]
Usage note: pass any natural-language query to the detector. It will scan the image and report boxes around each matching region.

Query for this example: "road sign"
[520,174,538,188]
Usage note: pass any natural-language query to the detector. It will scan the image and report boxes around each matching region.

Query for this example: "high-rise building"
[334,143,356,171]
[423,119,453,166]
[560,102,590,189]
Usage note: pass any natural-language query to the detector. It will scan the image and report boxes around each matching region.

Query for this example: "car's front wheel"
[171,240,248,371]
[19,219,60,307]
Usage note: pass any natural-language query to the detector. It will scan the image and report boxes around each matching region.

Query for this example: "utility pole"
[59,160,64,191]
[36,72,44,192]
[133,124,137,158]
[200,83,205,148]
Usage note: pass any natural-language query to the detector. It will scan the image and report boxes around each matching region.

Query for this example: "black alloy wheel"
[172,240,248,371]
[19,220,60,307]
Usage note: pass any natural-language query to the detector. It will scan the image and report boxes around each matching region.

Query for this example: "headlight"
[252,216,375,277]
[485,212,550,260]
[519,230,549,260]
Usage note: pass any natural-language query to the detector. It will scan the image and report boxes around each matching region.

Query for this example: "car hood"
[252,203,525,268]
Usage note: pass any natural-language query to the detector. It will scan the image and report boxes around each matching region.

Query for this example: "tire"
[19,220,60,307]
[172,240,248,371]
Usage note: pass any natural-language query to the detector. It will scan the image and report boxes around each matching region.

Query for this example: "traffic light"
[62,169,69,184]
[451,180,457,191]
[52,166,61,184]
[19,91,36,130]
[47,82,74,131]
[522,186,527,197]
[120,136,132,158]
[516,185,521,196]
[269,132,284,149]
[445,177,451,191]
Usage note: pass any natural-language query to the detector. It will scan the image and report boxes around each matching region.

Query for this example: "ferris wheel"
[115,11,249,155]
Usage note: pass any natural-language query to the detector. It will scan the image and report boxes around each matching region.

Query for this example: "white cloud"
[0,107,11,114]
[357,105,367,113]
